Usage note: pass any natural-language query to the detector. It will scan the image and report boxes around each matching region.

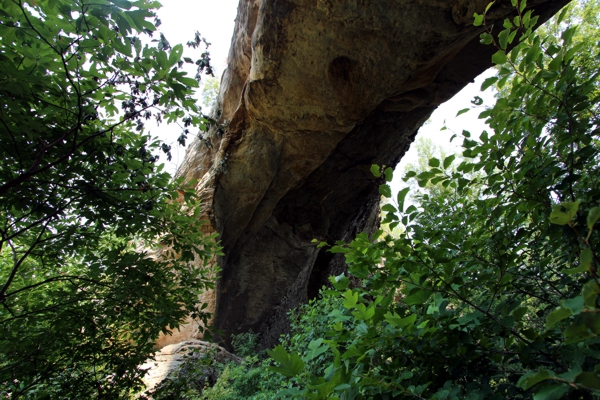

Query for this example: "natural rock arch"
[165,0,570,350]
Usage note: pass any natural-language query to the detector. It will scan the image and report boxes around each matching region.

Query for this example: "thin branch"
[0,221,48,301]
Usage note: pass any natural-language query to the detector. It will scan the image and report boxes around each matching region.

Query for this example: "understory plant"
[0,0,220,397]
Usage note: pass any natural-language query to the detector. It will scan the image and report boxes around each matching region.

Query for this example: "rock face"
[173,0,570,350]
[141,340,241,393]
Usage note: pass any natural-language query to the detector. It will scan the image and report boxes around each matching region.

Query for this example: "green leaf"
[563,201,581,217]
[518,369,554,390]
[404,170,417,180]
[352,303,376,320]
[329,274,350,291]
[587,206,600,231]
[428,158,440,168]
[267,346,305,377]
[556,5,569,24]
[549,201,580,225]
[342,290,358,309]
[562,26,577,46]
[382,204,397,214]
[169,44,184,66]
[404,290,432,306]
[549,207,572,225]
[548,53,563,71]
[562,296,584,315]
[177,76,199,88]
[384,312,417,329]
[342,346,363,359]
[562,265,588,275]
[304,338,329,361]
[492,50,508,65]
[370,164,381,178]
[397,187,410,212]
[532,384,569,400]
[580,248,593,273]
[112,38,133,57]
[330,245,347,254]
[473,13,484,26]
[443,154,456,169]
[379,184,392,198]
[498,28,510,50]
[384,167,394,182]
[575,372,600,390]
[582,281,600,308]
[456,108,469,117]
[109,0,132,10]
[480,32,494,45]
[329,309,352,323]
[481,76,498,91]
[564,42,584,62]
[546,307,571,328]
[564,323,593,344]
[156,50,169,69]
[410,224,425,240]
[524,45,542,65]
[520,11,530,29]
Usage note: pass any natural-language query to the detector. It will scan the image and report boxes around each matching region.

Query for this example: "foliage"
[150,346,229,400]
[231,330,260,358]
[201,76,220,112]
[399,136,485,207]
[157,296,344,399]
[266,1,600,398]
[153,349,283,399]
[401,137,457,199]
[200,359,277,400]
[0,0,220,397]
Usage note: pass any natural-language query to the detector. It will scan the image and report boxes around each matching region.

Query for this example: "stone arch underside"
[170,0,570,350]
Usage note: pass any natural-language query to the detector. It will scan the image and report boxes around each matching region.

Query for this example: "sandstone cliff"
[168,0,570,350]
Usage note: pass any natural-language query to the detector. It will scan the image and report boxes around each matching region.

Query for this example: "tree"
[201,76,220,112]
[262,1,600,398]
[0,0,220,397]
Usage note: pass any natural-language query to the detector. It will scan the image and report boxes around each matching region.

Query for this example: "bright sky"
[391,70,496,194]
[152,0,239,172]
[154,1,497,187]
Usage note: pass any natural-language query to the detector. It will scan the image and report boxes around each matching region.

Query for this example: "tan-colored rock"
[140,340,241,394]
[171,0,570,350]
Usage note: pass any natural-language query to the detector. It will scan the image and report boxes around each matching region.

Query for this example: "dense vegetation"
[0,0,220,397]
[154,1,600,399]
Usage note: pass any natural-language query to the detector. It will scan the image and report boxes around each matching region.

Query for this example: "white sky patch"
[391,69,497,194]
[154,1,498,183]
[150,0,238,173]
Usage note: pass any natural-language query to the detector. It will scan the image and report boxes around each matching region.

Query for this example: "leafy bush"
[0,0,219,397]
[232,331,260,358]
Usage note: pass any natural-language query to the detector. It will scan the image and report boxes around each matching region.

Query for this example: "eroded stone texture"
[141,340,241,393]
[175,0,570,350]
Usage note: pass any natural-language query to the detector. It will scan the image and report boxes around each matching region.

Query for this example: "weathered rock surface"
[172,0,570,350]
[140,340,241,393]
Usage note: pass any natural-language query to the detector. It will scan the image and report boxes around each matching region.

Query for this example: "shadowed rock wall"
[174,0,570,350]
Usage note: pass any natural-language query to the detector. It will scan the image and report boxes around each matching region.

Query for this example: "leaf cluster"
[0,0,221,397]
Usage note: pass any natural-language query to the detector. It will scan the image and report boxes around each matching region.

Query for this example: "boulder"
[141,340,241,394]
